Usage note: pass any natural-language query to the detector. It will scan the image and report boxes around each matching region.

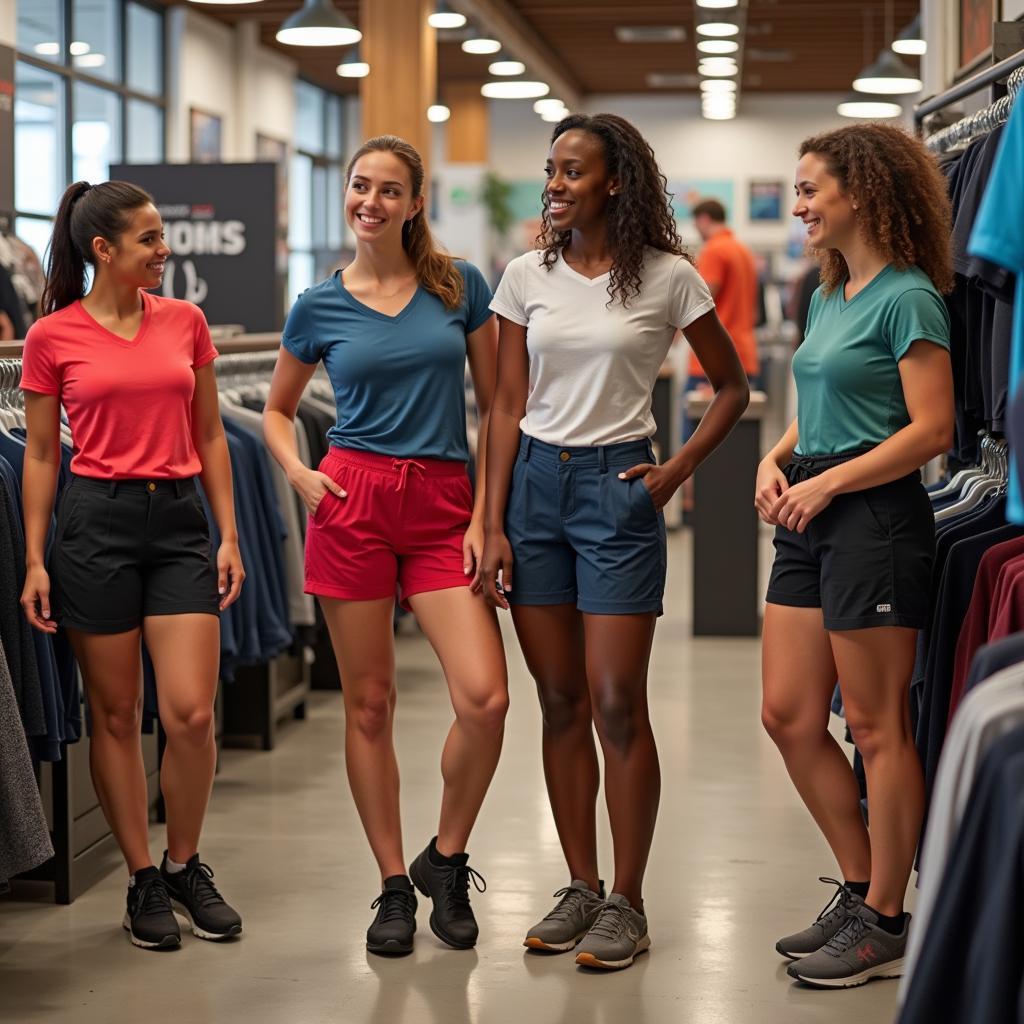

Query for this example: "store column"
[445,81,488,164]
[360,0,435,165]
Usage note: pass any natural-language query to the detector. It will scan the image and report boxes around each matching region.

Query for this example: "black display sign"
[109,161,279,332]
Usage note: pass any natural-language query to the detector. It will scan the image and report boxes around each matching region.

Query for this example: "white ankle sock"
[164,857,188,875]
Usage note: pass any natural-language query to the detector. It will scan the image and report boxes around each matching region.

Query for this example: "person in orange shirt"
[688,198,760,388]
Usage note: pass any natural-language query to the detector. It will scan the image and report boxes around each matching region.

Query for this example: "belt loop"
[173,480,183,498]
[108,481,118,498]
[598,445,607,474]
[522,435,533,462]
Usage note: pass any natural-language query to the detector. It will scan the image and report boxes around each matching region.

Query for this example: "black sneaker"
[409,837,486,950]
[123,866,181,949]
[160,852,242,941]
[367,875,418,956]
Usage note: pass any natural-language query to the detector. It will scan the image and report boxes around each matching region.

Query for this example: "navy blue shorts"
[504,435,667,616]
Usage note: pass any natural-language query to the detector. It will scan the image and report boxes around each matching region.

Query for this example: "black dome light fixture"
[892,13,926,56]
[852,0,922,94]
[276,0,361,47]
[841,10,904,116]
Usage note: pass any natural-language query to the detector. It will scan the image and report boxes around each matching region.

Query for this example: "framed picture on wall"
[190,108,222,164]
[959,0,996,74]
[748,180,784,222]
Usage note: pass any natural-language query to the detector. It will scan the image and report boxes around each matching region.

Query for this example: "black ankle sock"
[844,879,870,899]
[428,837,464,867]
[867,905,906,935]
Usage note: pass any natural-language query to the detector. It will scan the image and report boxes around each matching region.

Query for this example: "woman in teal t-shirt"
[755,124,955,989]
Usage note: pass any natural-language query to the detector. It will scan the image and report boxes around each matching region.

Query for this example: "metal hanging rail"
[924,65,1024,152]
[915,46,1024,124]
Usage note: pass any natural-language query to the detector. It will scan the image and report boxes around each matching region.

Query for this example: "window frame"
[13,0,167,243]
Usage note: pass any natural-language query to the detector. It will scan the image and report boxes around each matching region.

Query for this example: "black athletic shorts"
[53,476,220,634]
[765,450,935,631]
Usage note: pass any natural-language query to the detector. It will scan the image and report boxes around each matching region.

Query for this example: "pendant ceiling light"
[428,3,466,29]
[698,39,739,54]
[189,0,267,5]
[462,32,501,55]
[489,58,525,76]
[696,21,739,37]
[853,0,921,94]
[696,0,738,7]
[427,104,451,122]
[837,91,903,118]
[853,49,922,94]
[276,0,361,47]
[337,44,369,78]
[892,14,926,56]
[481,80,550,99]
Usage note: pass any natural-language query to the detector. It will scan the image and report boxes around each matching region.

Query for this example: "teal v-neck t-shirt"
[792,264,950,455]
[282,260,492,462]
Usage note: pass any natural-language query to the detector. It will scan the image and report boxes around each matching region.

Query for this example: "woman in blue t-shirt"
[263,136,506,957]
[756,124,955,988]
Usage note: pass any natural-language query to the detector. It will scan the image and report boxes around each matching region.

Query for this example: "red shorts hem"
[305,580,396,602]
[401,576,473,604]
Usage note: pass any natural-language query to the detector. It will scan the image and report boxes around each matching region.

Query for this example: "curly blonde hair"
[799,124,954,295]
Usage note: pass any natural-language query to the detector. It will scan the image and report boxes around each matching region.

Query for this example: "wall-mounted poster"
[668,179,735,224]
[190,108,222,164]
[749,180,784,222]
[960,0,995,72]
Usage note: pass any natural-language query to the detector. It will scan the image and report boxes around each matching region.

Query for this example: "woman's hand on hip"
[21,565,57,634]
[755,457,790,524]
[617,462,675,511]
[290,466,347,516]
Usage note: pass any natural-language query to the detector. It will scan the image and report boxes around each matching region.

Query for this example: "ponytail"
[41,179,155,315]
[346,136,465,310]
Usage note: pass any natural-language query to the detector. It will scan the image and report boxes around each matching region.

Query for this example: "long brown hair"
[345,136,464,309]
[536,113,689,307]
[42,180,154,315]
[798,124,954,295]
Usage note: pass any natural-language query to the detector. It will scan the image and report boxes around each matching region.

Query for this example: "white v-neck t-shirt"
[490,247,714,446]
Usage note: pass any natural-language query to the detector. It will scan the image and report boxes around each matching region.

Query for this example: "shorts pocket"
[859,487,891,539]
[55,485,88,545]
[630,478,658,522]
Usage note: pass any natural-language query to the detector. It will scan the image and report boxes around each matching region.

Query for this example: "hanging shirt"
[969,93,1024,522]
[282,261,492,463]
[19,292,218,479]
[688,228,760,378]
[792,265,950,455]
[490,247,714,447]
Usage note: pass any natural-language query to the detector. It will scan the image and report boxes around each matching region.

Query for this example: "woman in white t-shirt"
[477,113,749,970]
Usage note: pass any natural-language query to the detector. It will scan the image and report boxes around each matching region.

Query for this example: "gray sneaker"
[574,893,650,970]
[776,877,865,960]
[787,903,908,988]
[524,880,605,952]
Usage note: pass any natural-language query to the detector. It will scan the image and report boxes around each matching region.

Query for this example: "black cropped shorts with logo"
[765,450,936,631]
[53,476,220,634]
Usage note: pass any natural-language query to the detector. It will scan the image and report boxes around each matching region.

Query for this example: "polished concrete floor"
[0,531,904,1024]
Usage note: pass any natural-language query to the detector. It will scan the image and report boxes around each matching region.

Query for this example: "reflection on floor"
[0,532,902,1024]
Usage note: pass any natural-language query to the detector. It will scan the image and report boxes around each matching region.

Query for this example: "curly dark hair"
[799,124,954,295]
[536,113,690,306]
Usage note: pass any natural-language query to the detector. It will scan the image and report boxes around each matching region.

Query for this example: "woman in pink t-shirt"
[19,181,245,950]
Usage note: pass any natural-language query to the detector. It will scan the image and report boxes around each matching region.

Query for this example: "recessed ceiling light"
[428,4,466,30]
[615,26,687,43]
[534,98,565,114]
[33,42,60,56]
[73,53,106,67]
[427,104,451,122]
[697,0,738,7]
[489,60,525,76]
[481,81,550,99]
[700,79,737,92]
[698,39,738,54]
[699,62,737,77]
[462,37,501,54]
[69,41,90,56]
[699,56,737,67]
[697,22,739,37]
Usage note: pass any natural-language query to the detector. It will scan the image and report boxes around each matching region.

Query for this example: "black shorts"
[765,451,935,631]
[53,476,220,634]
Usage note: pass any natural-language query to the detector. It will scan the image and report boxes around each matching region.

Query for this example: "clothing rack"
[0,354,162,903]
[923,65,1024,153]
[915,46,1024,127]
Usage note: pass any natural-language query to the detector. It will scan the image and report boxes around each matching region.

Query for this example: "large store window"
[13,0,166,260]
[289,81,345,302]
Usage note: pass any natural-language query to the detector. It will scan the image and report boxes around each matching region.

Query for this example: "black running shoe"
[367,875,418,956]
[409,837,486,950]
[123,866,181,950]
[160,852,242,941]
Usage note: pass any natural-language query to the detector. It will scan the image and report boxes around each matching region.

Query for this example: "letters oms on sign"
[158,220,247,306]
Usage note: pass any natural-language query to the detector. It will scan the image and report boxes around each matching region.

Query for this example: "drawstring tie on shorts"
[392,458,426,491]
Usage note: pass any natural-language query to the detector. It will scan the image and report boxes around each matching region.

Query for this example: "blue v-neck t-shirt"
[792,264,950,455]
[282,260,492,462]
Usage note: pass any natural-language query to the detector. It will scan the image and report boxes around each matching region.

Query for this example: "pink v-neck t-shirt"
[20,292,218,479]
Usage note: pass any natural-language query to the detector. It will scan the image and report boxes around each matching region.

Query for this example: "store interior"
[1,2,1024,1022]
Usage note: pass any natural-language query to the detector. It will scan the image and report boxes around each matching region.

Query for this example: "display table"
[686,390,766,637]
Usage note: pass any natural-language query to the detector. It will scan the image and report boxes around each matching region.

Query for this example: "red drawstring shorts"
[304,447,474,607]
